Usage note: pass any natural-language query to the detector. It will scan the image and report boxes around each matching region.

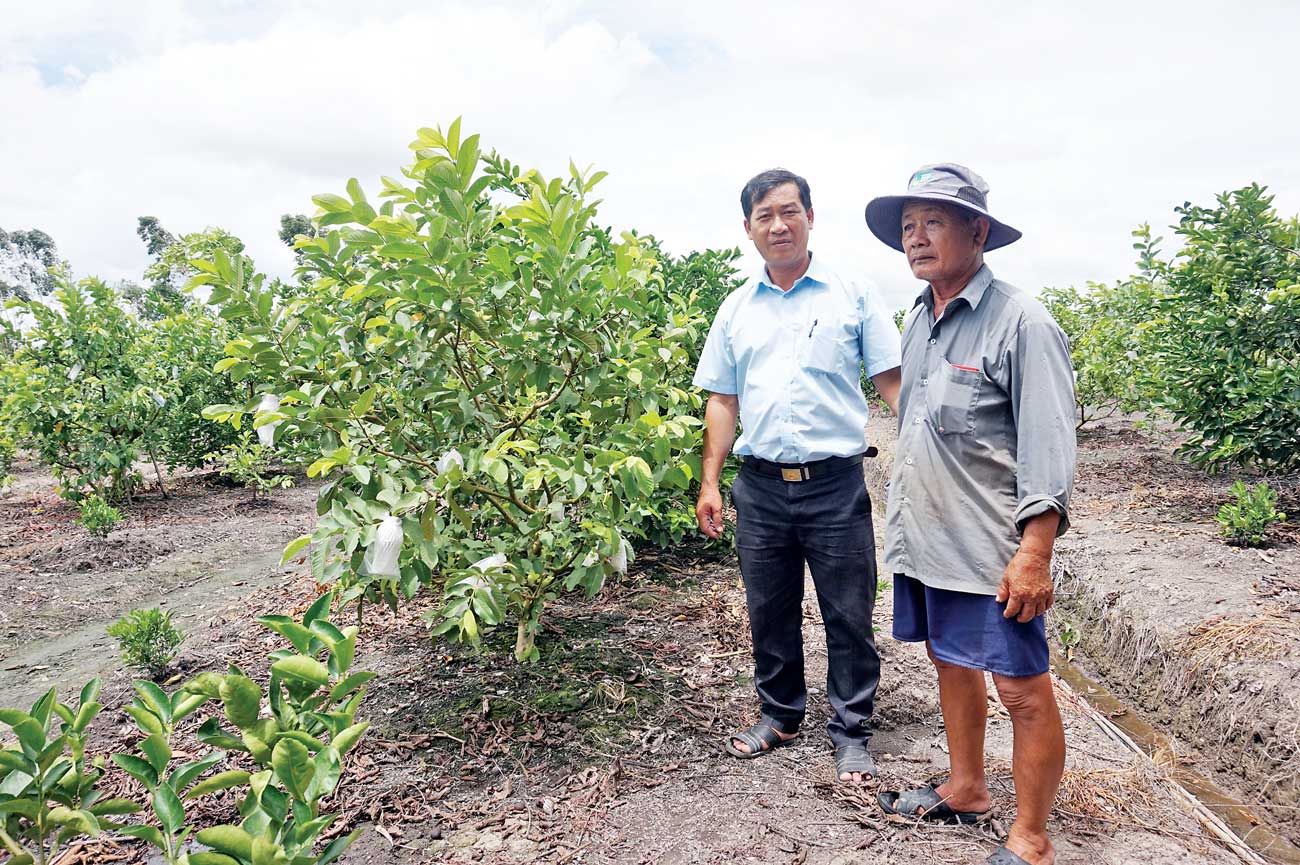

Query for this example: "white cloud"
[1,0,1297,312]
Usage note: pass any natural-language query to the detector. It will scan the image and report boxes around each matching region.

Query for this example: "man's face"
[900,201,985,283]
[745,182,813,269]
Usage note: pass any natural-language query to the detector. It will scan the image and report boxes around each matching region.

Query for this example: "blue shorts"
[892,574,1049,678]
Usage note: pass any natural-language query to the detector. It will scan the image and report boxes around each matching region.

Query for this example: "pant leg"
[731,468,807,730]
[795,467,880,748]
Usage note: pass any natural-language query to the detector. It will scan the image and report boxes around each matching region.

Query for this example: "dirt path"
[0,460,317,708]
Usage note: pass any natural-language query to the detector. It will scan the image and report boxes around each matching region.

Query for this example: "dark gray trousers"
[731,462,880,747]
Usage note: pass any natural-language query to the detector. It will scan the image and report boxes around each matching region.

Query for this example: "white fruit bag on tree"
[607,534,630,576]
[255,393,281,447]
[436,449,464,474]
[362,515,403,577]
[471,552,506,571]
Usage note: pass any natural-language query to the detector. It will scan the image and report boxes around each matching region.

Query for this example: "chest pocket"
[926,360,982,435]
[801,324,856,376]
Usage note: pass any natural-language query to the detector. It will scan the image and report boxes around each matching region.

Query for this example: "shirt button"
[902,496,911,504]
[913,417,922,424]
[905,457,914,465]
[928,338,936,345]
[938,426,946,433]
[921,378,928,386]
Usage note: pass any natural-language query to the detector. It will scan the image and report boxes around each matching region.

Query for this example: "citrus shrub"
[1041,277,1156,429]
[1139,185,1300,471]
[200,121,706,661]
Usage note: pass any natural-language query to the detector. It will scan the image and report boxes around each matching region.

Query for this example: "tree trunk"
[514,620,535,662]
[149,446,169,498]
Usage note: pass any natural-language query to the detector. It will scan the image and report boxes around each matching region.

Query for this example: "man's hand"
[696,483,725,539]
[996,549,1054,623]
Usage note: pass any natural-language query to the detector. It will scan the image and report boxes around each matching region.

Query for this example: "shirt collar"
[755,252,827,295]
[913,263,995,312]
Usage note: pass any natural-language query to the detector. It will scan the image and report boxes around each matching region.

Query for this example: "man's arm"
[870,366,901,416]
[998,315,1077,621]
[695,392,739,539]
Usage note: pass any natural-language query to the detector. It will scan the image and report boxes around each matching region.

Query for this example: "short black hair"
[740,169,812,220]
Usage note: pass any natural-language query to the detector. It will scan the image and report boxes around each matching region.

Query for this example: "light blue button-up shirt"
[693,254,902,463]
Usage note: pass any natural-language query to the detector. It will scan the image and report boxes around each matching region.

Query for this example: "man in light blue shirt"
[694,168,901,782]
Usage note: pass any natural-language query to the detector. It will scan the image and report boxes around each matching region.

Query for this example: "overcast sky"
[2,0,1296,311]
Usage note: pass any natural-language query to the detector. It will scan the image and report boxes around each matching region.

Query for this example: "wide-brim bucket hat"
[865,163,1022,253]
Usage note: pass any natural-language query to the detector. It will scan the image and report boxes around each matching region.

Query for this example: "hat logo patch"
[908,170,935,189]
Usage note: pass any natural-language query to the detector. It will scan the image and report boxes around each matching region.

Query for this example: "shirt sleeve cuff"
[1014,495,1070,537]
[692,374,736,394]
[864,355,902,379]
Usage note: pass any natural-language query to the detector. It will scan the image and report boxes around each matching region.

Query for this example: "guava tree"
[2,276,238,500]
[200,121,706,660]
[2,276,158,500]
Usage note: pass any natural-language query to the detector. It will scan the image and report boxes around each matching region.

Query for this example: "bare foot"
[1004,826,1055,865]
[932,779,993,814]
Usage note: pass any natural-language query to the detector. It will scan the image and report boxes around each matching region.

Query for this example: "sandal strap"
[731,728,768,753]
[894,785,943,815]
[835,744,877,776]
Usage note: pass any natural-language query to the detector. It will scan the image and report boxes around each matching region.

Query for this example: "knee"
[993,673,1055,717]
[926,643,960,673]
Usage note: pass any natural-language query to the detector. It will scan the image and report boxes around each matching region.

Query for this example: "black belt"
[742,450,872,482]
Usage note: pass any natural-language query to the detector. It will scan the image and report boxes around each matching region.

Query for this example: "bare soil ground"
[1,446,1265,865]
[1044,418,1300,849]
[0,458,318,708]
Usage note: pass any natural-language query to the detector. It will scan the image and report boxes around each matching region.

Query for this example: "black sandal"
[723,716,799,759]
[878,785,989,824]
[834,744,877,782]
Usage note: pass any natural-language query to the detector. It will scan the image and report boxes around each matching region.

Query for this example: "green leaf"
[271,655,331,688]
[196,825,253,860]
[47,806,100,836]
[317,828,362,864]
[280,534,311,565]
[251,834,287,865]
[305,746,341,802]
[189,854,243,865]
[312,193,353,214]
[219,675,262,729]
[330,721,369,755]
[152,780,186,835]
[88,798,142,817]
[327,671,376,702]
[271,738,314,800]
[0,748,34,775]
[111,753,159,789]
[112,822,166,849]
[140,733,172,775]
[134,681,173,726]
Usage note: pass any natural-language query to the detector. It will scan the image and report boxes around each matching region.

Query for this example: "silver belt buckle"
[781,467,804,482]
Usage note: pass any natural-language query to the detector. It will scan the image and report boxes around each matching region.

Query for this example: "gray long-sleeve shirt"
[884,264,1077,595]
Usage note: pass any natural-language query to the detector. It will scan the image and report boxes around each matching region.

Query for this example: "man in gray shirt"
[864,164,1076,865]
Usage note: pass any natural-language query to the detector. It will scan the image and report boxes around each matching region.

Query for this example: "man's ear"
[744,219,754,241]
[973,216,990,247]
[806,207,815,229]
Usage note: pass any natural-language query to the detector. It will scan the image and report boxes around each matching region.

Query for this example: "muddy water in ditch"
[1054,655,1300,864]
